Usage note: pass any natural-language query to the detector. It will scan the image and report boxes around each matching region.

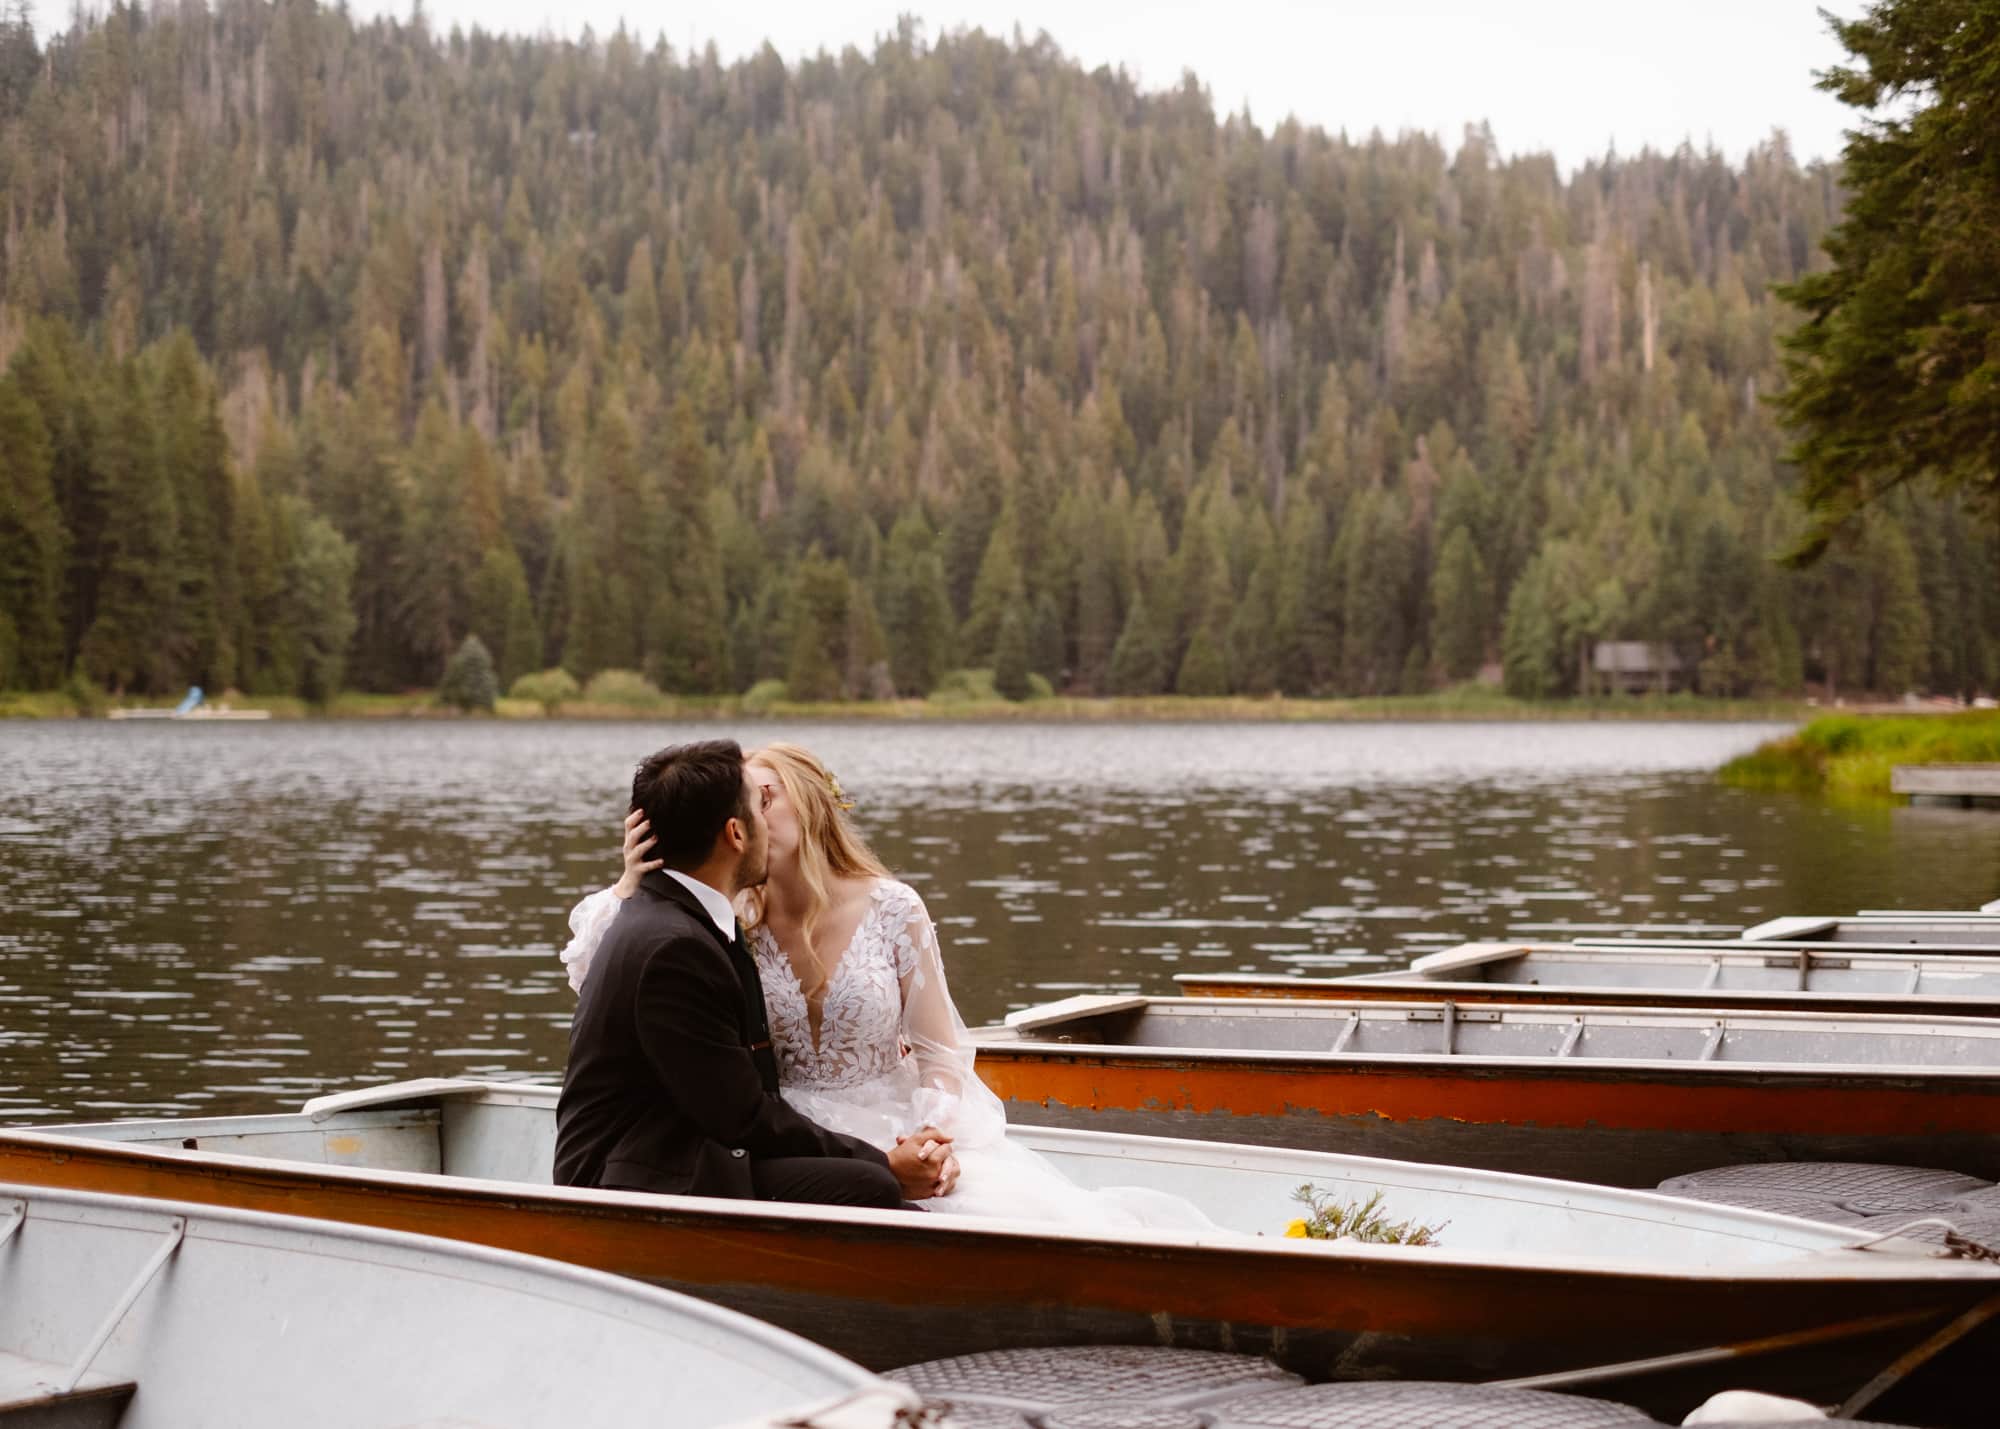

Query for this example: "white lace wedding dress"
[560,878,1212,1228]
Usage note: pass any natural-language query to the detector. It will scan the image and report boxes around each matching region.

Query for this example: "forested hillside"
[1,0,1993,704]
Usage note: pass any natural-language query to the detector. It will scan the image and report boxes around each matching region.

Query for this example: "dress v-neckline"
[758,883,881,1055]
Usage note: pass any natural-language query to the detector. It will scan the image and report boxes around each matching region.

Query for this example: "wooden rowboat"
[975,996,2000,1186]
[1,1080,1995,1418]
[0,1179,916,1428]
[1175,941,2000,1018]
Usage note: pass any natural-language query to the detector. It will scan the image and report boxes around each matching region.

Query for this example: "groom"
[555,738,955,1206]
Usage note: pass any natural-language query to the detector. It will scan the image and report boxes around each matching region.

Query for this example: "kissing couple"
[553,738,1207,1228]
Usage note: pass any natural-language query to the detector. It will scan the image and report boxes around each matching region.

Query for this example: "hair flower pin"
[827,774,855,812]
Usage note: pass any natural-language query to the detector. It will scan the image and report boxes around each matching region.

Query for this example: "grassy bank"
[1720,711,2000,797]
[3,684,1813,723]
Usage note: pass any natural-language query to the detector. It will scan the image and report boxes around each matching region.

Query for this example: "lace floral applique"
[753,880,932,1091]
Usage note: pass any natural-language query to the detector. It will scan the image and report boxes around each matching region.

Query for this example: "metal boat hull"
[0,1091,1993,1417]
[978,997,2000,1185]
[1176,941,2000,1019]
[979,1047,2000,1186]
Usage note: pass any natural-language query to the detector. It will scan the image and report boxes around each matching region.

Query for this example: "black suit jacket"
[553,871,889,1196]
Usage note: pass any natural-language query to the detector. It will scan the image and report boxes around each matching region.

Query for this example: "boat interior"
[994,996,2000,1067]
[10,1082,1905,1272]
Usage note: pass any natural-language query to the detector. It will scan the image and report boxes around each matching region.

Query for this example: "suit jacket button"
[730,1148,746,1158]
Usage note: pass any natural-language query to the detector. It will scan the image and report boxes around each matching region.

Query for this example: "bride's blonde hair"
[740,743,889,977]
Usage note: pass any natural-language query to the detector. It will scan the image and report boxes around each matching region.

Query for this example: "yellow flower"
[1284,1219,1310,1238]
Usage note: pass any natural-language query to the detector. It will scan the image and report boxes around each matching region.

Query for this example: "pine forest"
[1,0,1994,708]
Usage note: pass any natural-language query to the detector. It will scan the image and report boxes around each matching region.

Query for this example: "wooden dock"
[1892,763,2000,805]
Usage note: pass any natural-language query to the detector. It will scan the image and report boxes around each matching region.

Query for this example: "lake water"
[4,719,1998,1123]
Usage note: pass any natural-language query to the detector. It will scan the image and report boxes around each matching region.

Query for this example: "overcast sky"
[49,2,1865,172]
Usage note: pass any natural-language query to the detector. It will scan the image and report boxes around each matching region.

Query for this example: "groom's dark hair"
[631,739,752,872]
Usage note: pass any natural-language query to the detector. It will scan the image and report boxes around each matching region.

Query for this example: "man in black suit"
[555,739,955,1206]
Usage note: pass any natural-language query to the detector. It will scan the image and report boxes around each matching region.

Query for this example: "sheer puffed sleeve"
[889,882,1009,1147]
[559,886,624,993]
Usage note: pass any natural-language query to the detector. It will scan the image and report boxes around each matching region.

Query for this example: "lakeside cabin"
[1592,641,1688,695]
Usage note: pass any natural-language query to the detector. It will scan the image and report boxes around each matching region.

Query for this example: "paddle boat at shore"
[973,995,2000,1187]
[0,1079,1994,1420]
[1174,940,2000,1019]
[0,1179,919,1428]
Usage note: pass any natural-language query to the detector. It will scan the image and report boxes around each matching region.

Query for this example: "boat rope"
[1842,1218,2000,1258]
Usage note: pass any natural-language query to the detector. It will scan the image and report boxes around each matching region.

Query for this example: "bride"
[560,741,1210,1229]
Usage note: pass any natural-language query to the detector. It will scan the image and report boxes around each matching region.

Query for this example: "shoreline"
[1720,711,2000,798]
[2,689,1819,724]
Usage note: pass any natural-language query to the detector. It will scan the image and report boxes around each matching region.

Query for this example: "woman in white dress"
[559,741,1210,1229]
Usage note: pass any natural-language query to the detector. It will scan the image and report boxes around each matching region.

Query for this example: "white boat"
[1738,915,2000,949]
[0,1179,922,1429]
[2,1080,1998,1419]
[1175,939,2000,1018]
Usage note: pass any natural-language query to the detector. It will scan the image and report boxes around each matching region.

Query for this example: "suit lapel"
[640,872,779,1089]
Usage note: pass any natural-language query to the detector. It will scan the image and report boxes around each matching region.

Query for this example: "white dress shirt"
[664,869,738,943]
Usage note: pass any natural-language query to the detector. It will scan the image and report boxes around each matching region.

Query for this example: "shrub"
[741,678,789,711]
[65,670,107,717]
[927,668,998,704]
[509,667,580,713]
[438,635,499,712]
[1027,672,1054,700]
[582,668,666,709]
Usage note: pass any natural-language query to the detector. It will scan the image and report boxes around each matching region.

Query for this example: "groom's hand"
[890,1126,958,1199]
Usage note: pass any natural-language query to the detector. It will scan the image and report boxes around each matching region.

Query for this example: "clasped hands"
[889,1124,958,1199]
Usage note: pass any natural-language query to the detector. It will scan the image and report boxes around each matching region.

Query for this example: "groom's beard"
[733,848,770,893]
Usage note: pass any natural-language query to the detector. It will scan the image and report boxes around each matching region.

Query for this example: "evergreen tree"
[0,376,68,687]
[961,517,1023,662]
[1108,589,1169,695]
[439,634,500,711]
[469,545,543,689]
[151,333,239,690]
[0,5,1985,704]
[1776,1,2000,556]
[77,366,178,693]
[1501,553,1564,699]
[879,511,956,695]
[280,500,359,705]
[648,394,730,692]
[993,602,1033,702]
[1429,526,1490,682]
[784,551,849,701]
[1175,626,1228,697]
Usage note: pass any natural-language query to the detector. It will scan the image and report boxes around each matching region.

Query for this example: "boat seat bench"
[0,1351,134,1429]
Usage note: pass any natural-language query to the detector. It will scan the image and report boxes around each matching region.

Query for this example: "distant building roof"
[1593,641,1683,674]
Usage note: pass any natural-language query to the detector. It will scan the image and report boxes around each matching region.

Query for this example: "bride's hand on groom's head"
[612,809,664,899]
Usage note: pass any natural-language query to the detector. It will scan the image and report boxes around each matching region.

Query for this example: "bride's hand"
[890,1126,958,1198]
[612,809,663,899]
